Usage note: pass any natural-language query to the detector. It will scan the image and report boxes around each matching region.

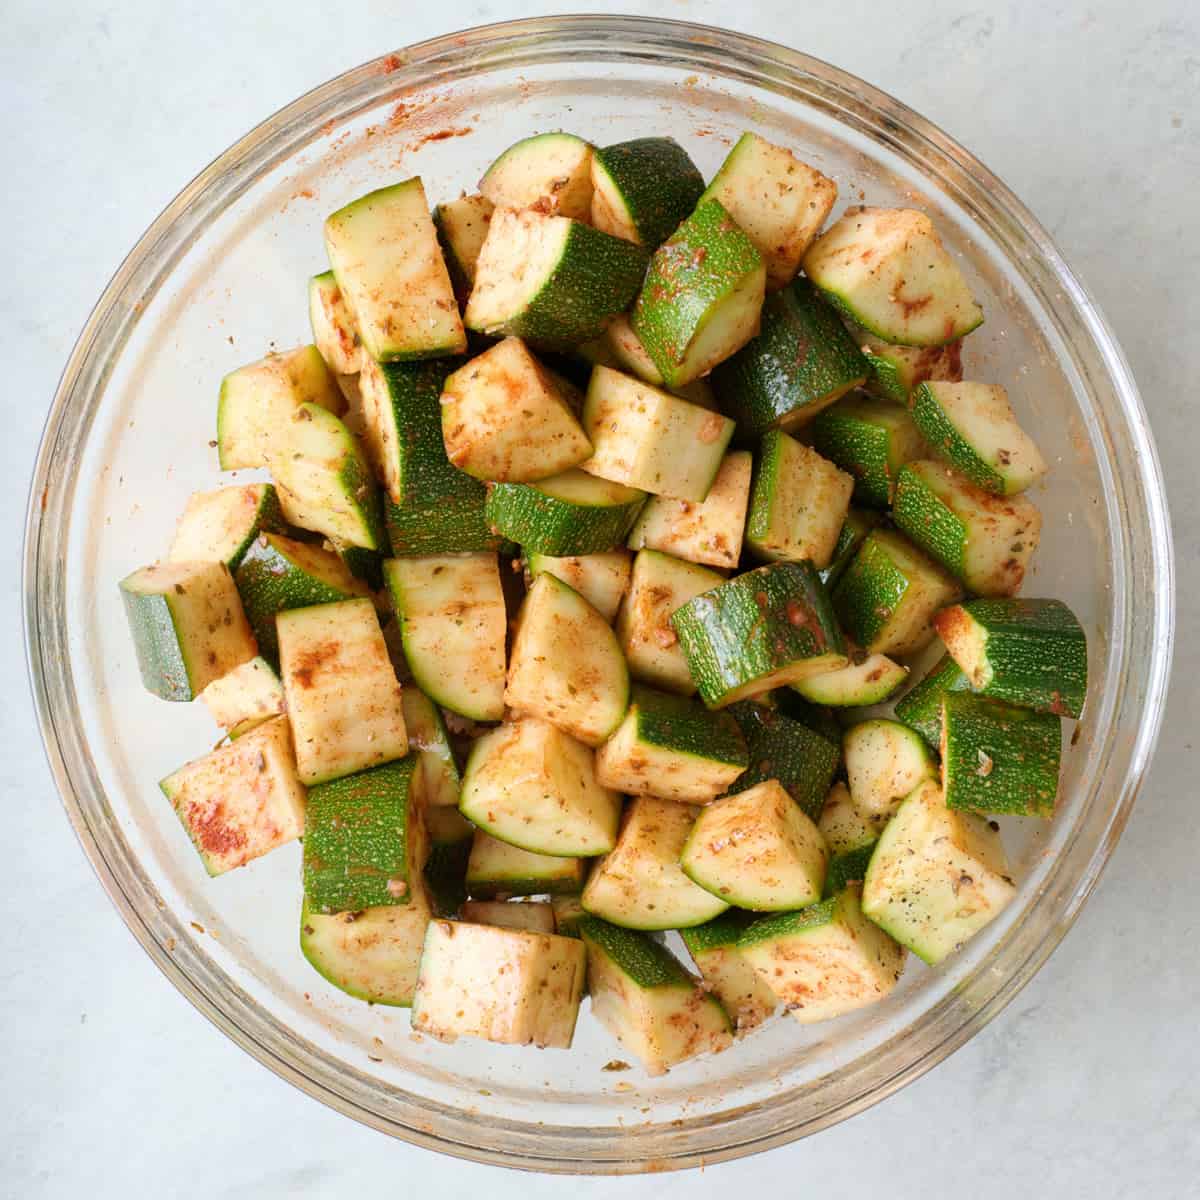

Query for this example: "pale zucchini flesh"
[308,271,363,376]
[167,483,285,570]
[460,899,558,935]
[465,830,586,899]
[480,132,594,220]
[791,654,909,708]
[844,718,938,819]
[524,550,632,623]
[200,655,285,732]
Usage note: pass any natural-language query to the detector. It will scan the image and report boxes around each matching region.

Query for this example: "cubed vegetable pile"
[120,127,1086,1076]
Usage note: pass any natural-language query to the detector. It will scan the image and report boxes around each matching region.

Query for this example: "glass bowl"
[23,14,1173,1174]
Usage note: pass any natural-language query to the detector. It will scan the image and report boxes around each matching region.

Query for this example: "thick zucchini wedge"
[811,394,927,508]
[631,197,766,388]
[234,531,366,665]
[277,597,408,786]
[590,136,705,248]
[627,450,751,569]
[120,562,257,701]
[433,193,495,300]
[581,796,729,930]
[460,899,558,935]
[465,207,647,347]
[933,597,1088,718]
[384,553,506,722]
[792,654,908,708]
[466,830,585,899]
[402,686,460,809]
[832,529,961,658]
[671,562,847,709]
[308,271,362,376]
[594,687,749,804]
[304,756,426,914]
[739,886,905,1023]
[479,131,594,220]
[505,573,629,746]
[200,656,284,733]
[412,920,587,1049]
[892,460,1042,597]
[679,911,776,1033]
[909,381,1046,495]
[524,550,632,623]
[726,701,840,821]
[581,367,735,503]
[745,431,854,567]
[271,402,385,551]
[802,206,983,346]
[217,344,344,471]
[681,779,827,911]
[440,338,592,482]
[616,549,725,695]
[581,916,733,1073]
[941,693,1061,817]
[159,717,305,876]
[853,324,963,404]
[820,507,882,589]
[598,314,720,408]
[167,484,286,571]
[423,805,474,917]
[324,177,466,362]
[487,470,647,556]
[712,278,869,439]
[700,132,838,289]
[862,780,1015,963]
[893,652,973,750]
[844,719,938,819]
[459,719,622,857]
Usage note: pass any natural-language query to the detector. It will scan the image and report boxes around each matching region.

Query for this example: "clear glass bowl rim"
[23,13,1174,1174]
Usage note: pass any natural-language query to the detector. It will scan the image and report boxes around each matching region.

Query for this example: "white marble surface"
[4,2,1198,1195]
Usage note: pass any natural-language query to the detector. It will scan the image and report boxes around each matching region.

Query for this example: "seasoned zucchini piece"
[402,686,460,809]
[581,916,733,1074]
[820,507,882,589]
[791,654,908,708]
[679,911,776,1033]
[844,719,938,819]
[589,136,704,248]
[479,132,594,220]
[167,484,286,571]
[326,536,383,591]
[824,843,878,898]
[803,206,983,346]
[159,717,305,876]
[524,550,632,623]
[433,193,495,300]
[308,271,362,376]
[460,899,558,935]
[120,562,257,701]
[200,655,284,733]
[466,830,585,899]
[277,597,408,786]
[853,324,963,404]
[818,782,880,896]
[598,314,720,408]
[893,652,974,750]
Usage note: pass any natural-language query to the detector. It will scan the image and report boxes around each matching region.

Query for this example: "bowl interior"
[27,17,1170,1172]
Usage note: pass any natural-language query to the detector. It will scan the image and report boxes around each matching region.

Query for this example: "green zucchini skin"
[893,653,974,750]
[590,137,705,248]
[856,331,963,405]
[819,508,882,589]
[485,475,647,555]
[811,395,926,508]
[941,692,1062,818]
[628,687,748,766]
[824,842,877,897]
[711,277,869,440]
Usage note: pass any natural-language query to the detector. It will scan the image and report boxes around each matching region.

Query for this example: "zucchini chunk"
[440,338,592,482]
[167,483,286,570]
[234,531,366,665]
[487,470,647,556]
[402,686,461,809]
[324,177,466,362]
[631,197,766,387]
[909,381,1047,496]
[594,687,749,804]
[277,597,408,786]
[616,549,725,695]
[550,894,586,937]
[412,920,587,1049]
[711,278,869,439]
[824,843,877,898]
[120,561,257,701]
[581,367,735,503]
[627,450,752,569]
[854,324,963,404]
[745,432,854,568]
[580,916,733,1074]
[524,550,631,623]
[424,805,474,917]
[892,461,1042,597]
[843,719,938,819]
[820,507,882,589]
[599,314,720,408]
[433,193,495,300]
[700,132,838,289]
[581,796,729,930]
[862,780,1015,963]
[589,136,705,248]
[941,693,1061,818]
[671,562,847,708]
[304,756,426,913]
[200,655,284,733]
[681,779,828,911]
[479,132,594,220]
[216,344,344,471]
[739,885,905,1023]
[832,529,961,657]
[679,911,777,1033]
[933,597,1088,718]
[811,394,927,508]
[466,830,585,899]
[459,719,622,857]
[159,717,305,875]
[271,402,385,551]
[465,207,648,347]
[308,271,362,376]
[818,782,881,898]
[802,206,983,346]
[505,572,630,746]
[384,553,507,722]
[791,654,908,708]
[893,652,974,750]
[460,899,558,935]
